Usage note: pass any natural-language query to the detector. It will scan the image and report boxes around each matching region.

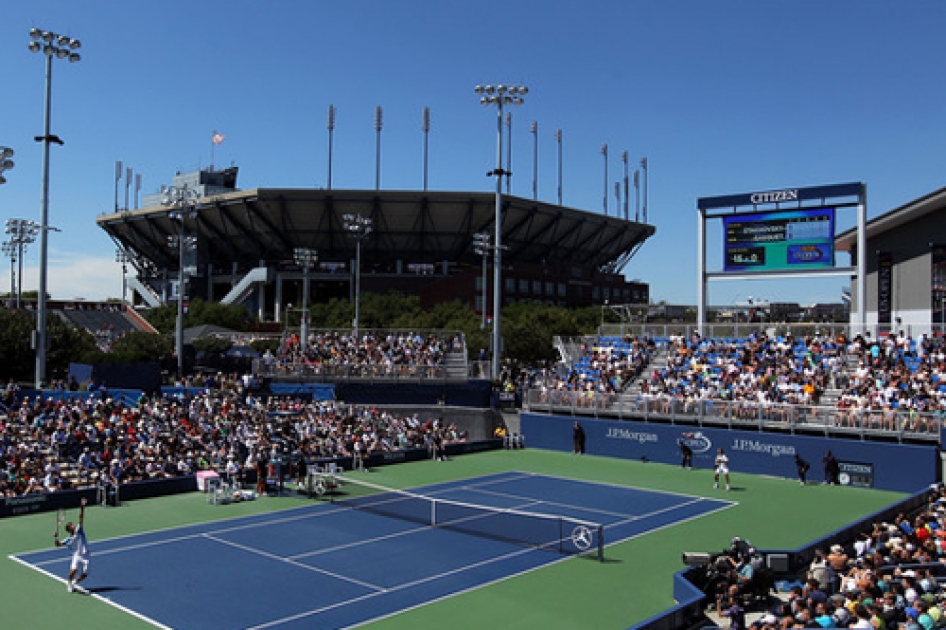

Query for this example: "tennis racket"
[55,508,65,537]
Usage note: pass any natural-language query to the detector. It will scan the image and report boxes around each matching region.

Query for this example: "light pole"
[0,146,14,186]
[641,157,649,223]
[0,241,15,307]
[343,213,372,340]
[293,247,318,345]
[505,112,512,194]
[163,186,198,379]
[29,28,80,389]
[621,150,629,221]
[475,83,527,381]
[327,104,336,189]
[115,248,129,304]
[422,107,430,191]
[1,242,14,305]
[5,219,40,309]
[374,106,383,190]
[473,232,491,330]
[601,143,609,215]
[555,128,563,206]
[530,121,538,201]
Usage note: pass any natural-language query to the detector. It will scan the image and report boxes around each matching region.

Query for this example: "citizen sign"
[750,189,799,204]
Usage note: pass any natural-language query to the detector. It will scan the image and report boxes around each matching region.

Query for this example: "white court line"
[253,482,737,630]
[427,470,735,524]
[12,500,339,557]
[26,505,352,567]
[8,554,172,629]
[420,471,534,498]
[607,498,737,533]
[510,469,737,502]
[245,544,542,630]
[288,519,434,560]
[202,533,385,591]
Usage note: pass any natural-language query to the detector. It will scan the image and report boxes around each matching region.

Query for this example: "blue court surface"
[13,471,733,629]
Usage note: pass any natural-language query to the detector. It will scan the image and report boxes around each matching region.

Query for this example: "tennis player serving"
[55,497,90,593]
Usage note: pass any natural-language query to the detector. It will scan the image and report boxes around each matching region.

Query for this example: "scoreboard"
[723,207,835,272]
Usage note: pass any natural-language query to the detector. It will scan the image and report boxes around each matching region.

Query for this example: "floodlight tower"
[163,186,199,379]
[474,83,527,380]
[293,247,318,345]
[28,27,81,388]
[343,213,372,340]
[5,219,40,309]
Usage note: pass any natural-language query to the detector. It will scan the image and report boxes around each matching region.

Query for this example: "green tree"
[106,331,174,363]
[0,310,40,382]
[47,317,99,379]
[192,336,233,356]
[501,303,582,365]
[140,299,250,335]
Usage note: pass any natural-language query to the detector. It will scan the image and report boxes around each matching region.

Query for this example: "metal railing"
[255,361,449,383]
[596,322,946,341]
[523,389,943,444]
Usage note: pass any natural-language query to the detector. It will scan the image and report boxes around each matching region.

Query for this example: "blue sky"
[2,1,945,307]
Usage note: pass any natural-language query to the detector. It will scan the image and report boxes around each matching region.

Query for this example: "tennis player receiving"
[55,497,90,593]
[713,448,730,491]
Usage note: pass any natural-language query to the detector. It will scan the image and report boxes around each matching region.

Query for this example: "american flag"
[212,131,225,145]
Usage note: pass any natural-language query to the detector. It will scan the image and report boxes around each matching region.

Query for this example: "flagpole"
[211,133,215,171]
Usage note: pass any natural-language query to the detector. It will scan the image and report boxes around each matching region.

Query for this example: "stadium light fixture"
[293,247,318,345]
[342,213,372,340]
[0,146,14,186]
[474,83,527,381]
[163,186,199,379]
[29,27,80,389]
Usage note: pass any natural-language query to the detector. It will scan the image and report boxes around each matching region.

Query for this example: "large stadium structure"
[97,167,654,322]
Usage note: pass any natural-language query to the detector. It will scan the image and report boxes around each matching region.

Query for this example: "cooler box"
[196,470,219,492]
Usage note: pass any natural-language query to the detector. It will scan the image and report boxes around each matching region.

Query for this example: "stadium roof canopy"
[97,188,655,277]
[835,185,946,253]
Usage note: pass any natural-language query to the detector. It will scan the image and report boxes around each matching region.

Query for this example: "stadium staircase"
[443,348,470,381]
[815,351,858,408]
[612,342,669,407]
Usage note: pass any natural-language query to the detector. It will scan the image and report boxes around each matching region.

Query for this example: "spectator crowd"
[530,329,946,436]
[268,330,458,378]
[714,484,946,628]
[527,334,655,405]
[0,379,467,498]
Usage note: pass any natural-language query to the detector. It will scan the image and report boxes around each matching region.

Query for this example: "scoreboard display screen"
[723,207,835,272]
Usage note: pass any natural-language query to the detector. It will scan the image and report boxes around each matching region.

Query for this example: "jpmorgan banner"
[521,412,936,493]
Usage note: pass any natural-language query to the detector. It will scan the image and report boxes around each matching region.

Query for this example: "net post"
[597,524,604,562]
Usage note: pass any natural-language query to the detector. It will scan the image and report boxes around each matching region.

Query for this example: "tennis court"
[2,450,907,629]
[12,469,732,629]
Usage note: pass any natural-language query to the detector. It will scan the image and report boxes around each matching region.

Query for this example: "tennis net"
[320,474,604,561]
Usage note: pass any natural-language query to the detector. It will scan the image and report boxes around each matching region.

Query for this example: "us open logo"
[679,431,712,454]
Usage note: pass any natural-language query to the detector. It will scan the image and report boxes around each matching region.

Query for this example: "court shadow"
[86,586,141,594]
